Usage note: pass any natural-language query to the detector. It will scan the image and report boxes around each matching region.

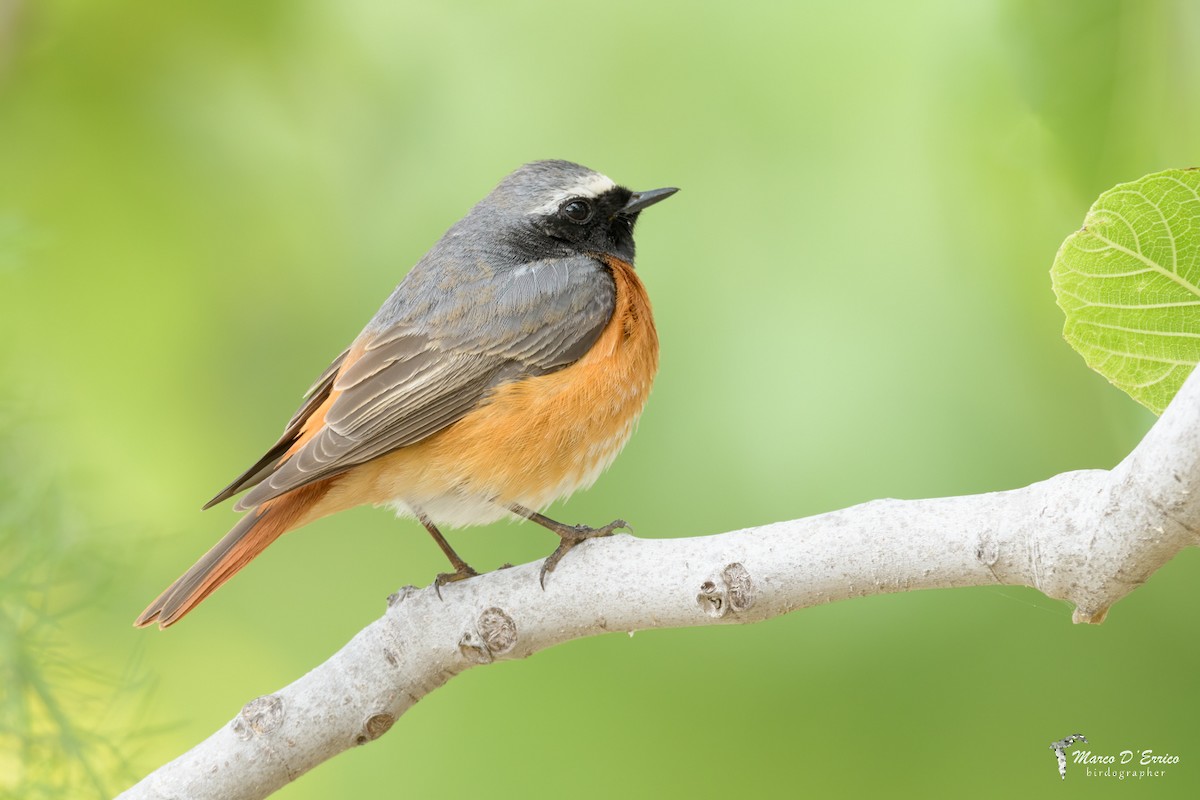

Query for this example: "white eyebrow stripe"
[528,173,617,215]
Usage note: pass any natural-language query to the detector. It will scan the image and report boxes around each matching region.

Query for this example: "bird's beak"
[621,187,679,215]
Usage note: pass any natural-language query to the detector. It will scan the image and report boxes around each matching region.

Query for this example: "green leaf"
[1051,168,1200,414]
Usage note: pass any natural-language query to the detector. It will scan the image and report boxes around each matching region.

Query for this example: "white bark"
[117,368,1200,800]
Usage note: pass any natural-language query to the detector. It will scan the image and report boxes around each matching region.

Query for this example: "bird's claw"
[539,518,629,588]
[434,563,479,599]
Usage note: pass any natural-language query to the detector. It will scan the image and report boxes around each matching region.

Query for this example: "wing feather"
[202,346,350,509]
[217,255,617,511]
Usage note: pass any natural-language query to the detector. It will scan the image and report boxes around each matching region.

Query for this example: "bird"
[135,160,677,628]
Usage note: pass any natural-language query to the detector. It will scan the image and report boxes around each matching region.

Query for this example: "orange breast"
[326,256,659,526]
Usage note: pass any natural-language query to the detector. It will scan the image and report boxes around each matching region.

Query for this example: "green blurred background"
[2,0,1198,797]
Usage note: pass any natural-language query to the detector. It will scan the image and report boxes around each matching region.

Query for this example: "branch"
[118,368,1200,799]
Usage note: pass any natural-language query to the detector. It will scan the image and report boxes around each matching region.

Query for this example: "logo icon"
[1050,733,1089,780]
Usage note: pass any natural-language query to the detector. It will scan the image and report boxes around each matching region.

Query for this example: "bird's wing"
[202,345,351,510]
[207,256,616,511]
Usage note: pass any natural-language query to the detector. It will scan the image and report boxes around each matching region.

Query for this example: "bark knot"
[231,694,284,740]
[459,607,518,663]
[355,713,395,745]
[975,534,999,567]
[387,585,418,608]
[697,562,756,618]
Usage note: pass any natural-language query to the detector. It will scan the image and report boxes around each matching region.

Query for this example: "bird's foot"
[434,563,479,599]
[539,518,628,588]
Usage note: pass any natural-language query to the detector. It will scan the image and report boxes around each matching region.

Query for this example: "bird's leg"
[412,506,478,596]
[506,503,629,587]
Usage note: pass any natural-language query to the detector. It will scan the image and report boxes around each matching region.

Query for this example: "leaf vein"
[1076,320,1200,339]
[1056,289,1200,310]
[1081,343,1195,367]
[1088,232,1200,298]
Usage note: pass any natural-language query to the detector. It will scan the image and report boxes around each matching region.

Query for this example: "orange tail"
[135,483,329,629]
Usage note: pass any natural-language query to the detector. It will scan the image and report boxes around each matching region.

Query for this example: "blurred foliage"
[0,419,137,799]
[1,0,1199,798]
[1053,169,1200,414]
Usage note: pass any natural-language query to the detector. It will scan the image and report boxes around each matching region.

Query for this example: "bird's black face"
[480,161,677,266]
[537,187,639,262]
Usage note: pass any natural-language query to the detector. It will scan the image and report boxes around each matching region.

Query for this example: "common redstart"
[136,160,677,628]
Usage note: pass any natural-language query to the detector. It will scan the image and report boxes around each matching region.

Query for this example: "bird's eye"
[560,198,593,224]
